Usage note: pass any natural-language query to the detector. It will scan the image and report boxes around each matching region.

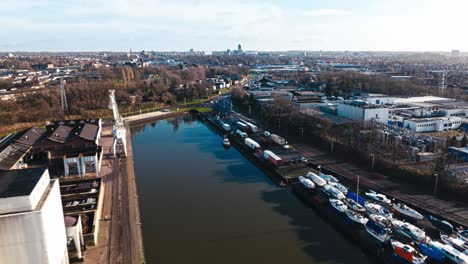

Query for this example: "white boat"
[365,202,393,219]
[365,190,391,204]
[441,234,468,255]
[365,215,392,243]
[459,229,468,243]
[318,172,339,183]
[324,184,346,200]
[430,241,468,264]
[391,219,427,242]
[298,176,315,190]
[391,240,427,264]
[369,214,392,228]
[345,209,368,225]
[222,137,230,146]
[393,203,424,220]
[330,182,348,195]
[345,198,366,213]
[329,198,347,213]
[306,172,327,187]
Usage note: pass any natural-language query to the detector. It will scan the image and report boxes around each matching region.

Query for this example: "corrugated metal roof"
[48,125,72,143]
[79,124,99,141]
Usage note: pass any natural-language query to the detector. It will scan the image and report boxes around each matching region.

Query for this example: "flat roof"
[0,167,46,198]
[79,124,99,141]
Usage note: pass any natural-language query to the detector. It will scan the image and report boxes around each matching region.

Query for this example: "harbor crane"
[109,90,127,158]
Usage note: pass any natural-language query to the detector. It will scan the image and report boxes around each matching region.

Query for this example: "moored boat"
[429,241,468,264]
[365,190,391,204]
[365,215,392,243]
[426,215,454,235]
[441,234,468,255]
[393,203,424,220]
[307,172,327,187]
[318,172,339,183]
[329,198,347,213]
[391,240,427,264]
[298,176,315,190]
[459,229,468,243]
[365,202,393,219]
[345,198,366,213]
[330,182,348,195]
[391,219,427,242]
[345,209,368,225]
[324,184,346,200]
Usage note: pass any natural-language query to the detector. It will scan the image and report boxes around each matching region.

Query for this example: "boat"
[418,243,445,263]
[345,198,366,213]
[222,137,230,147]
[391,219,427,242]
[345,209,368,225]
[306,172,327,187]
[365,190,392,204]
[318,172,339,183]
[365,202,393,218]
[329,198,347,213]
[391,240,427,264]
[441,234,468,255]
[393,203,424,220]
[298,176,315,190]
[426,215,454,235]
[459,229,468,243]
[369,214,393,228]
[430,241,468,264]
[365,215,392,243]
[330,182,348,195]
[323,184,346,200]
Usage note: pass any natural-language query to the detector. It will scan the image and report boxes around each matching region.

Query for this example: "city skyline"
[1,0,467,52]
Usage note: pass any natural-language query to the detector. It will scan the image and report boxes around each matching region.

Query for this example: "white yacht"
[430,241,468,264]
[298,176,315,190]
[306,172,327,187]
[329,198,347,213]
[393,203,424,220]
[365,202,393,219]
[365,190,391,204]
[441,234,468,255]
[324,184,346,200]
[345,198,366,213]
[365,214,392,243]
[345,209,368,225]
[330,182,348,195]
[391,219,427,242]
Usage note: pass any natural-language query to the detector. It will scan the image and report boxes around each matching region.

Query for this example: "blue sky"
[0,0,466,52]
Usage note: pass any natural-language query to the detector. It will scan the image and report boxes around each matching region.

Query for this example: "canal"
[131,114,371,264]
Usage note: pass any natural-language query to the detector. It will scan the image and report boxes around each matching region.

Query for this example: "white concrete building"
[0,168,69,264]
[403,117,463,132]
[337,100,389,125]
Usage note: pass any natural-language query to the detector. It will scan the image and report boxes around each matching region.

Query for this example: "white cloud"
[303,9,352,16]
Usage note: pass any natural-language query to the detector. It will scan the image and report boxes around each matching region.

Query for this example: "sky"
[0,0,466,52]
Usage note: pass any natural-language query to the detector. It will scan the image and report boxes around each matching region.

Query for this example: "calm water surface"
[131,115,370,264]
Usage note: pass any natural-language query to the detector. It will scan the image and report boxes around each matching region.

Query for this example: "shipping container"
[235,121,250,133]
[244,138,260,150]
[235,129,247,138]
[270,134,286,146]
[244,122,259,133]
[222,123,231,131]
[263,150,282,167]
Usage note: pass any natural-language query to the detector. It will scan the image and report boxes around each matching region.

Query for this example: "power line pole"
[60,78,69,113]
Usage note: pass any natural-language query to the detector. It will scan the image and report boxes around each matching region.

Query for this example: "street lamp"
[370,154,375,169]
[434,173,439,195]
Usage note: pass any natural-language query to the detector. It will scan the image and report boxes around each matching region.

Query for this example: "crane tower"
[108,90,127,157]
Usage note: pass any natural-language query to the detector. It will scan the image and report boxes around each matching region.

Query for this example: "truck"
[244,138,260,150]
[236,129,247,138]
[270,134,286,146]
[263,150,282,167]
[244,122,259,133]
[222,123,231,131]
[235,121,250,133]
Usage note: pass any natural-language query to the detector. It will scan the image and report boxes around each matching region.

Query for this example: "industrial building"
[403,117,463,132]
[337,100,389,125]
[0,168,69,264]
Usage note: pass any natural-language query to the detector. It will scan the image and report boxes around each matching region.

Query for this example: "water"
[131,115,371,264]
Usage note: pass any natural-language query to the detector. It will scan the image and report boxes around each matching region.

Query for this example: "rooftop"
[48,125,73,143]
[79,124,99,141]
[0,167,46,198]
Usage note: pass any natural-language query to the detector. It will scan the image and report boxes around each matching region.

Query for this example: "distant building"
[337,100,389,125]
[451,50,460,57]
[403,117,462,132]
[0,168,69,264]
[448,147,468,162]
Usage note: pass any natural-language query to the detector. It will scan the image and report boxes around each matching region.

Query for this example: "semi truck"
[244,138,260,150]
[263,150,282,167]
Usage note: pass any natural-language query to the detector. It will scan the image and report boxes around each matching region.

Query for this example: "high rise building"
[238,44,242,51]
[0,168,69,264]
